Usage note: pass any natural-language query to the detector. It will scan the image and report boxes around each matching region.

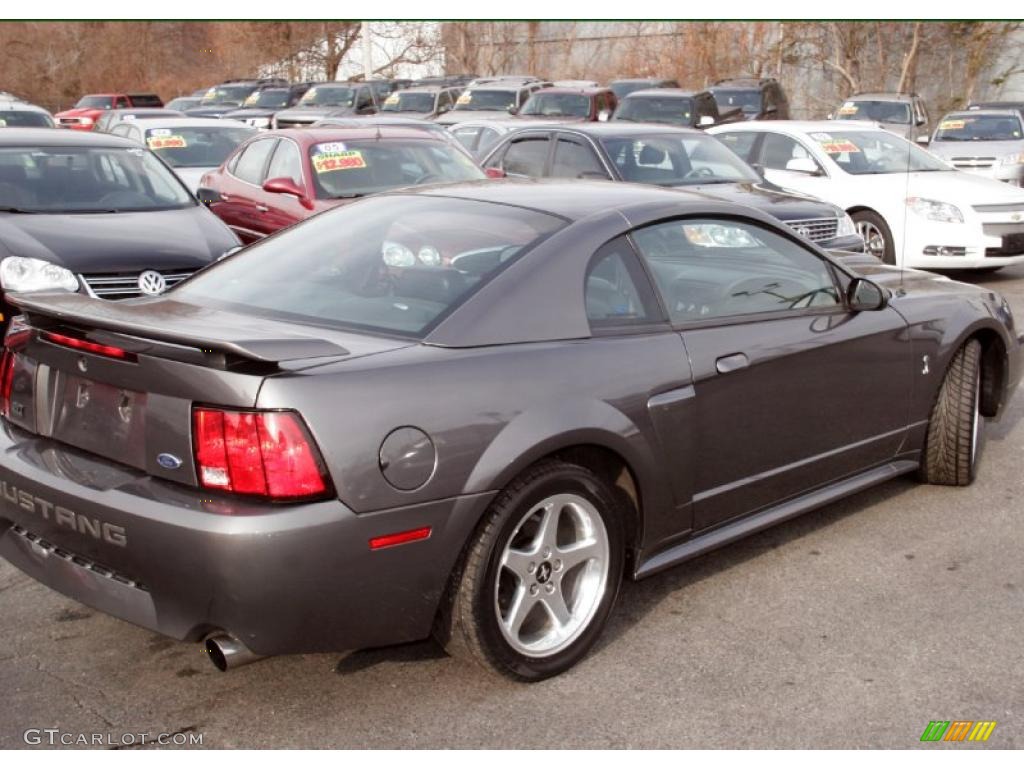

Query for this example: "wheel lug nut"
[543,547,551,558]
[527,562,536,573]
[529,585,539,596]
[553,560,562,571]
[545,583,555,594]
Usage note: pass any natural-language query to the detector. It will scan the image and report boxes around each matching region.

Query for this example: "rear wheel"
[852,210,896,265]
[436,460,625,681]
[920,339,983,486]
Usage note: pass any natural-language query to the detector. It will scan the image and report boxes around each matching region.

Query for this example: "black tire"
[435,459,625,681]
[852,210,896,265]
[920,339,983,486]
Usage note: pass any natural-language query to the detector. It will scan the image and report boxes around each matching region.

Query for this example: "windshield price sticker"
[837,103,859,115]
[385,94,400,105]
[313,149,366,173]
[939,119,967,130]
[0,119,6,127]
[147,135,187,149]
[818,138,860,153]
[457,92,473,105]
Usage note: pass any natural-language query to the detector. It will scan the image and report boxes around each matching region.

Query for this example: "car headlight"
[0,256,80,293]
[836,212,857,237]
[418,246,441,266]
[1000,152,1024,166]
[79,116,94,126]
[906,197,964,223]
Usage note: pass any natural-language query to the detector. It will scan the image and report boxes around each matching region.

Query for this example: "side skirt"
[633,460,919,579]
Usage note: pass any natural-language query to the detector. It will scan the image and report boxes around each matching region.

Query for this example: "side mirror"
[196,187,221,206]
[826,112,834,120]
[847,277,888,311]
[785,157,821,175]
[484,167,506,179]
[698,115,715,127]
[597,109,610,122]
[262,177,313,209]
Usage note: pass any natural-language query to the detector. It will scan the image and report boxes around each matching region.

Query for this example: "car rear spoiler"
[8,292,349,365]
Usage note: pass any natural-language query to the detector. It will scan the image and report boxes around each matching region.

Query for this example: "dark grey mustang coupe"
[0,179,1019,680]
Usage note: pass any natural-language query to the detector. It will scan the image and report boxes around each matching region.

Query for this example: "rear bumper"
[0,423,493,655]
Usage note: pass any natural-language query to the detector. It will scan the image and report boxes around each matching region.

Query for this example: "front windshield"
[610,82,654,100]
[0,111,54,128]
[174,196,565,337]
[710,88,761,114]
[934,114,1023,142]
[454,89,516,112]
[835,100,911,124]
[809,130,949,175]
[145,126,256,168]
[299,86,355,107]
[519,92,590,118]
[200,86,255,107]
[243,89,290,109]
[382,92,436,113]
[614,96,695,126]
[0,146,194,212]
[166,98,199,111]
[307,139,484,199]
[75,96,113,109]
[600,133,760,185]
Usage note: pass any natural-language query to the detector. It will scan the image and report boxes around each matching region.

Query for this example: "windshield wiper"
[331,193,366,199]
[0,206,41,214]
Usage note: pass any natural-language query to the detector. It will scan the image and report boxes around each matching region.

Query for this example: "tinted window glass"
[501,137,550,176]
[520,92,591,118]
[586,238,659,327]
[614,95,695,126]
[0,111,53,128]
[710,89,762,115]
[631,218,839,322]
[232,138,277,184]
[266,139,303,184]
[145,125,256,168]
[716,131,759,162]
[551,138,608,179]
[175,197,566,338]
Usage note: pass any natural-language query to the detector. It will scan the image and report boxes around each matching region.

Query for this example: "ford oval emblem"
[157,453,183,470]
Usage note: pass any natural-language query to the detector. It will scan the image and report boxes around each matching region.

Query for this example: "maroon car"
[515,87,618,122]
[198,127,486,242]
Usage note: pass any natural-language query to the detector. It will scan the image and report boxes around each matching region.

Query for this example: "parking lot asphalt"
[1,268,1022,750]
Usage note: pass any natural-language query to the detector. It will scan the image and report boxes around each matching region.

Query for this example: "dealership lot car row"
[0,69,1023,680]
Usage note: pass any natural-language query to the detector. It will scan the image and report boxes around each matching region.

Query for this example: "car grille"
[973,203,1024,214]
[57,117,86,126]
[80,270,194,300]
[784,217,839,242]
[987,233,1024,257]
[951,157,996,169]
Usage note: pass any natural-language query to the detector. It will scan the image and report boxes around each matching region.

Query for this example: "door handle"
[255,204,269,213]
[715,353,749,374]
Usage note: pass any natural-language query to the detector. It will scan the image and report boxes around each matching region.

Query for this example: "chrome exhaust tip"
[205,634,263,671]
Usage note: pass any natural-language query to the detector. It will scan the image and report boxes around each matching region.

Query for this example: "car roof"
[467,82,530,92]
[0,127,136,147]
[390,177,730,222]
[847,93,914,102]
[392,85,447,94]
[509,122,701,139]
[265,126,451,144]
[944,109,1021,119]
[713,119,881,133]
[0,101,49,113]
[529,86,607,96]
[126,117,251,129]
[623,88,705,99]
[108,108,181,115]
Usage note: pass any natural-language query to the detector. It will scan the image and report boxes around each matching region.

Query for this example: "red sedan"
[198,126,486,243]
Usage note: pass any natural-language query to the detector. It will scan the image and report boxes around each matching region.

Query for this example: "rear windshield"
[307,139,484,199]
[614,96,694,126]
[175,196,566,337]
[835,100,911,124]
[145,125,256,167]
[382,92,436,113]
[0,111,54,128]
[934,114,1023,142]
[0,146,194,213]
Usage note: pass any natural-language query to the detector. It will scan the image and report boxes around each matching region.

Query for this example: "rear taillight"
[192,408,331,501]
[0,350,14,419]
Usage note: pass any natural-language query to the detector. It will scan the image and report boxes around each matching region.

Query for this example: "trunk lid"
[4,292,412,489]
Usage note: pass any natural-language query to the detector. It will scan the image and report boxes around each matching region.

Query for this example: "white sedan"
[710,119,1024,271]
[107,117,255,193]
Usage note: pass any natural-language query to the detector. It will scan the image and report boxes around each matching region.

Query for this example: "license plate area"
[51,372,147,469]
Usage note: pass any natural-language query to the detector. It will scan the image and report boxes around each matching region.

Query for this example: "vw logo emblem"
[796,226,811,238]
[138,270,167,296]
